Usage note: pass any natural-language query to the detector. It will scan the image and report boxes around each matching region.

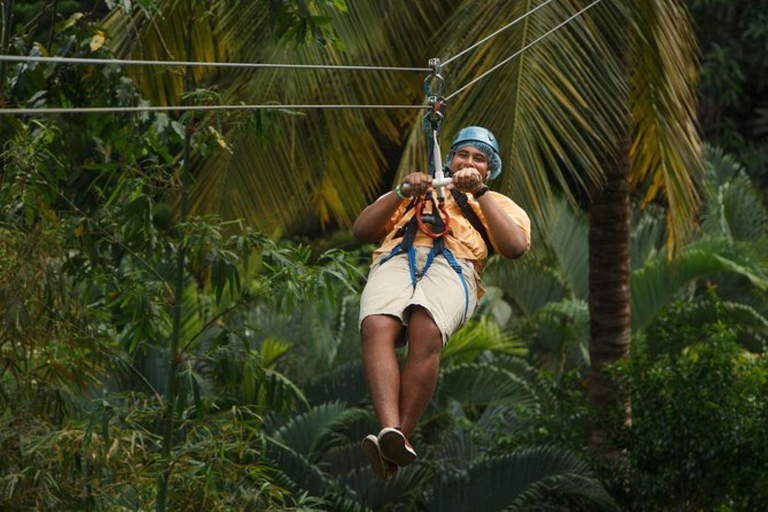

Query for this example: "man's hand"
[401,172,433,197]
[451,168,484,194]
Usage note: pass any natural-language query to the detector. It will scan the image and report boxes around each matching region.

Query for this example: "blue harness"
[379,191,471,317]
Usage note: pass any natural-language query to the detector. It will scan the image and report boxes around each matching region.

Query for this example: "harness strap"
[380,213,470,317]
[451,188,495,257]
[441,246,470,318]
[416,196,450,238]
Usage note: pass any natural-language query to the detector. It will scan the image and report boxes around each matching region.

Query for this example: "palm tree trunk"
[588,132,631,451]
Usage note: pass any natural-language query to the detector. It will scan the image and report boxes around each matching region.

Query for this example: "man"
[352,126,530,480]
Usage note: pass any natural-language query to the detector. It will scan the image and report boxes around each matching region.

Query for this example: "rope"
[445,0,604,101]
[0,104,431,115]
[441,0,558,67]
[0,54,430,72]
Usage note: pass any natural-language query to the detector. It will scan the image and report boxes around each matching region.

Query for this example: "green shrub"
[608,319,768,512]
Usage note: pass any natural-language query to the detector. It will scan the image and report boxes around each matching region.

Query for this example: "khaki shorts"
[359,247,478,346]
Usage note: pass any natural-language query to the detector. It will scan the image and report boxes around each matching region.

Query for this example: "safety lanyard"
[377,62,471,318]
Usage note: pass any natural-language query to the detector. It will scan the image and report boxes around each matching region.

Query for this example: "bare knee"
[361,314,404,349]
[406,307,443,359]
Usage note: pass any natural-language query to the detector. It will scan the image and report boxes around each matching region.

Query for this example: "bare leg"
[398,306,443,438]
[361,314,403,430]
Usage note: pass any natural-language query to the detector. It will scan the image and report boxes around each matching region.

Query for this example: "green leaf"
[425,447,614,512]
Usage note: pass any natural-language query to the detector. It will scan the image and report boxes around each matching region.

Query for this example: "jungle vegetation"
[1,0,767,510]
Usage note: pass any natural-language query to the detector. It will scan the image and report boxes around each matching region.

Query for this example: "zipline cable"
[0,0,604,116]
[441,0,558,67]
[0,54,430,72]
[445,0,603,101]
[0,103,431,115]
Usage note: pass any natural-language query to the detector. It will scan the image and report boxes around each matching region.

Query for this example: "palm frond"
[260,337,291,368]
[701,146,768,242]
[630,202,666,270]
[225,350,308,413]
[488,355,557,412]
[483,257,569,318]
[271,401,361,462]
[105,0,626,233]
[544,196,589,299]
[425,446,614,512]
[433,1,624,221]
[511,472,617,511]
[704,144,744,187]
[526,298,591,373]
[304,361,368,407]
[432,426,486,473]
[629,0,704,253]
[193,0,441,231]
[631,238,768,330]
[442,318,527,365]
[339,460,430,510]
[266,441,332,498]
[435,362,541,412]
[473,285,515,327]
[319,443,369,479]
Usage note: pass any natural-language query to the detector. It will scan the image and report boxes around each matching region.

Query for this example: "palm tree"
[584,0,702,442]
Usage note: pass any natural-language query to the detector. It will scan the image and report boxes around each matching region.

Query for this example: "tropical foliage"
[692,0,768,184]
[609,306,768,512]
[2,0,768,511]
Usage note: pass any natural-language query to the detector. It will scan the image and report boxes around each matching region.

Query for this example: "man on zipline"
[352,126,531,480]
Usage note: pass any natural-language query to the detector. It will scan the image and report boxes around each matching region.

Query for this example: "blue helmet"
[446,126,502,181]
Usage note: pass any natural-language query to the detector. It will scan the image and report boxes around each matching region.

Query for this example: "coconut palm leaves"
[104,0,426,232]
[431,0,625,219]
[102,0,633,233]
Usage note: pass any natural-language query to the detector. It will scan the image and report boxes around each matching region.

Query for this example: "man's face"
[451,145,490,181]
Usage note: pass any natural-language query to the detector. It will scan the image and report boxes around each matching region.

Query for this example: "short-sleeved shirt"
[372,191,531,295]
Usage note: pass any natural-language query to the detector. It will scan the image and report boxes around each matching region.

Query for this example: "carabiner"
[423,58,445,98]
[415,196,451,239]
[423,106,444,135]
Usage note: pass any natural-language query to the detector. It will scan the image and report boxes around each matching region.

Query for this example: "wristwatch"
[473,185,489,199]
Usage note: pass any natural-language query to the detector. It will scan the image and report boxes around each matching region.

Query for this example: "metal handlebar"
[400,177,453,194]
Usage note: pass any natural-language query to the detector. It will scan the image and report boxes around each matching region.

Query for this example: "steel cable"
[0,1,604,116]
[441,0,558,67]
[0,54,430,72]
[0,104,432,115]
[445,0,604,101]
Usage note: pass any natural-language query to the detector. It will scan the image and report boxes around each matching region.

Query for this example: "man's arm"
[352,173,433,242]
[475,193,529,259]
[352,191,405,242]
[452,168,528,259]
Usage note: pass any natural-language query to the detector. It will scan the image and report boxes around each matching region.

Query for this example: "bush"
[607,318,768,512]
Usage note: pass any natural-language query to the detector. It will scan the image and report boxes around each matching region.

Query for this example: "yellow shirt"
[372,191,531,295]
